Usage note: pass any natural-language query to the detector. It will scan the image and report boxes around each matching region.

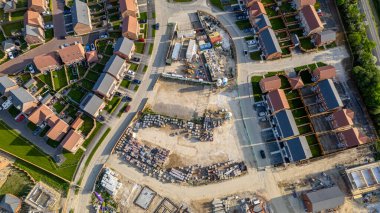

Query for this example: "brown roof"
[122,15,138,35]
[259,76,281,93]
[24,10,43,28]
[62,129,84,152]
[340,128,368,148]
[46,119,70,141]
[297,0,316,8]
[301,5,323,31]
[332,109,354,129]
[29,0,45,7]
[71,117,84,130]
[249,1,266,18]
[313,65,336,80]
[28,104,54,125]
[85,50,99,63]
[119,0,137,14]
[47,114,60,127]
[246,0,259,7]
[33,52,61,71]
[267,89,290,112]
[288,76,304,89]
[57,44,85,64]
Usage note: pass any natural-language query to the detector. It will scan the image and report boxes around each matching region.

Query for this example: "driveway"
[0,37,82,75]
[52,0,67,38]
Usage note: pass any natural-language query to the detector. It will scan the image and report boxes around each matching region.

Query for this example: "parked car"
[8,52,14,59]
[99,34,108,39]
[124,96,132,102]
[131,57,140,62]
[127,70,135,76]
[139,19,147,24]
[154,23,160,30]
[63,43,70,47]
[244,50,248,55]
[16,114,25,122]
[132,79,141,84]
[125,105,131,112]
[260,150,266,159]
[2,99,12,109]
[90,43,96,51]
[28,65,35,74]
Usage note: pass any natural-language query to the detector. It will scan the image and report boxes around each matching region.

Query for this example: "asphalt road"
[359,0,380,65]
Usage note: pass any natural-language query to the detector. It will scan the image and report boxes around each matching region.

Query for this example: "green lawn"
[100,55,110,64]
[120,79,131,88]
[0,121,82,181]
[250,51,262,60]
[109,31,122,39]
[251,76,263,102]
[92,64,105,73]
[10,10,27,21]
[309,144,322,157]
[38,73,53,89]
[298,124,312,134]
[80,79,94,90]
[261,0,275,4]
[0,169,33,197]
[266,7,277,17]
[280,2,296,13]
[2,21,23,36]
[295,116,310,125]
[106,96,121,113]
[134,85,139,91]
[143,65,148,72]
[68,87,86,103]
[129,63,139,71]
[299,70,313,84]
[134,42,145,54]
[47,139,61,148]
[270,18,286,30]
[285,15,297,23]
[279,75,290,89]
[291,108,307,118]
[316,62,327,67]
[285,89,300,99]
[235,20,251,30]
[16,0,28,7]
[306,135,318,145]
[104,45,114,55]
[52,68,68,91]
[82,121,103,148]
[210,0,224,10]
[43,15,53,22]
[282,48,291,55]
[85,71,101,81]
[45,29,54,41]
[288,98,303,109]
[300,37,315,50]
[80,115,94,136]
[53,101,65,113]
[148,43,154,55]
[139,12,147,20]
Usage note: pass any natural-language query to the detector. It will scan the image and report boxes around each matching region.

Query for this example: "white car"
[99,34,108,39]
[8,52,14,59]
[28,65,35,74]
[45,24,53,29]
[127,70,135,76]
[2,99,12,110]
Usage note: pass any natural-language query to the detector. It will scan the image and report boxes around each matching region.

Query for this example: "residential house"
[293,0,316,10]
[28,104,54,125]
[24,78,37,90]
[119,0,139,18]
[283,136,313,162]
[33,52,62,72]
[103,55,127,80]
[0,194,21,213]
[252,14,271,34]
[9,87,37,114]
[288,76,304,90]
[314,79,343,112]
[2,39,16,53]
[258,28,282,60]
[312,65,336,81]
[25,24,45,45]
[329,109,354,130]
[71,0,92,35]
[345,161,380,197]
[300,5,323,36]
[62,129,84,153]
[246,0,259,8]
[114,37,135,60]
[122,15,139,40]
[259,75,281,93]
[46,119,70,141]
[70,117,84,130]
[337,128,368,148]
[93,73,118,100]
[80,93,105,118]
[3,0,16,13]
[312,30,336,47]
[24,10,44,29]
[266,89,290,114]
[28,0,47,13]
[0,75,18,96]
[248,1,266,25]
[273,109,299,139]
[302,186,345,213]
[85,50,99,64]
[57,43,85,65]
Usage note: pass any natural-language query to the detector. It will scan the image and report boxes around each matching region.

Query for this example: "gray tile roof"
[71,0,91,26]
[317,79,343,110]
[103,55,126,80]
[305,186,345,212]
[259,28,282,57]
[0,75,17,95]
[10,87,36,108]
[93,73,117,97]
[318,30,336,43]
[0,194,21,213]
[1,39,15,51]
[274,109,299,139]
[114,37,134,57]
[254,14,271,31]
[284,136,312,162]
[24,78,36,88]
[80,93,104,117]
[25,24,44,38]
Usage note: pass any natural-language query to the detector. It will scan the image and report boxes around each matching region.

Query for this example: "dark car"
[139,19,147,23]
[260,150,266,159]
[124,96,133,102]
[125,105,131,112]
[154,23,160,30]
[133,79,141,84]
[131,57,141,62]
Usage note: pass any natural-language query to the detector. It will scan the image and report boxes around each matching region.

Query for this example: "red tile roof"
[340,128,368,148]
[28,104,54,125]
[71,117,84,130]
[33,52,61,72]
[288,76,304,90]
[301,5,323,32]
[267,89,290,112]
[313,65,336,81]
[119,0,137,14]
[332,109,354,129]
[46,119,70,141]
[122,15,138,37]
[85,50,99,63]
[62,129,84,152]
[24,10,44,28]
[259,76,281,93]
[248,1,266,18]
[57,44,85,65]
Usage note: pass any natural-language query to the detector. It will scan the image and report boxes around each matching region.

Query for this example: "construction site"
[164,11,235,85]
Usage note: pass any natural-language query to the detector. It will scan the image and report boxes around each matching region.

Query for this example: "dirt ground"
[140,80,243,167]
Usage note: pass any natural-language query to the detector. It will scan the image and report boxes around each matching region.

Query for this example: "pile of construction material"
[138,109,232,142]
[212,195,268,213]
[100,168,122,196]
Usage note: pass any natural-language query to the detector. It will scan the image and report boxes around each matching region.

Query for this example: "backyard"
[0,169,33,197]
[251,76,263,102]
[51,68,68,91]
